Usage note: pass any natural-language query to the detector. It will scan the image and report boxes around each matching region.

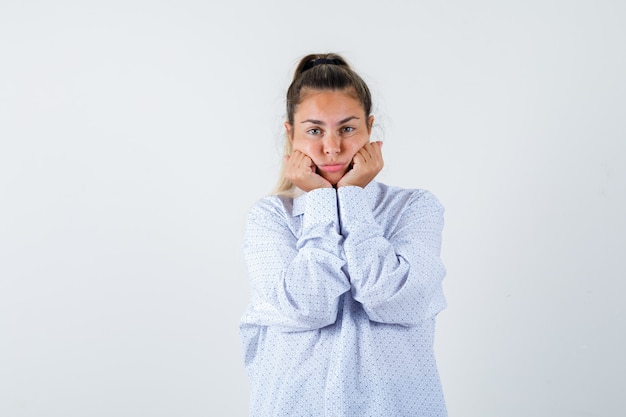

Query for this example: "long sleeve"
[337,186,446,326]
[240,188,351,332]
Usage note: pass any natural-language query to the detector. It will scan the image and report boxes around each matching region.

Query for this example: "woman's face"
[285,89,374,186]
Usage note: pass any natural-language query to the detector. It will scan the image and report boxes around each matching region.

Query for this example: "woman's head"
[276,53,374,194]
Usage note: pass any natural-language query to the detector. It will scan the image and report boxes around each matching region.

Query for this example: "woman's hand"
[285,150,333,192]
[337,141,384,189]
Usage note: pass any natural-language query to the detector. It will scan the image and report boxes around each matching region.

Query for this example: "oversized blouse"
[239,181,448,417]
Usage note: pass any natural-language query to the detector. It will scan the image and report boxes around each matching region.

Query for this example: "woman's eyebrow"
[300,116,361,125]
[301,119,324,125]
[339,116,360,124]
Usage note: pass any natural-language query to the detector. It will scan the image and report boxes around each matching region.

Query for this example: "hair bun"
[301,57,340,72]
[295,54,349,77]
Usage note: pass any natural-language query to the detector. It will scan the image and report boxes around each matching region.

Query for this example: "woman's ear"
[284,122,294,141]
[367,115,375,134]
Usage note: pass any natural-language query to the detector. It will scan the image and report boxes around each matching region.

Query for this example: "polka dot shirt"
[239,181,447,416]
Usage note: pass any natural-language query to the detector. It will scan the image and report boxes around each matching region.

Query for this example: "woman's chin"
[322,172,345,186]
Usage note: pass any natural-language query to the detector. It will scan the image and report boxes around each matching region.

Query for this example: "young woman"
[239,53,448,416]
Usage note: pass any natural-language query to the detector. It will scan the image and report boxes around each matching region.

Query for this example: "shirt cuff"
[337,186,376,235]
[302,188,339,230]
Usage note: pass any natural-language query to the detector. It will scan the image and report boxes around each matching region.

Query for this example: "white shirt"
[239,181,447,416]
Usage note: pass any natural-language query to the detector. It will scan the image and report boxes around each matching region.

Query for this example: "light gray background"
[1,1,624,416]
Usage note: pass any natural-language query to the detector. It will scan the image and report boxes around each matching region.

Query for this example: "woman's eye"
[307,128,321,135]
[341,126,355,133]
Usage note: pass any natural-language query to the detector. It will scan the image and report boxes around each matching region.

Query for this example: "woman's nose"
[323,134,340,155]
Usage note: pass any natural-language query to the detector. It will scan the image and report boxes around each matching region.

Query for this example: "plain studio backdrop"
[1,1,624,416]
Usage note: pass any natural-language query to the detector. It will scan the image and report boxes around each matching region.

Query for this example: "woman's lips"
[319,164,345,173]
